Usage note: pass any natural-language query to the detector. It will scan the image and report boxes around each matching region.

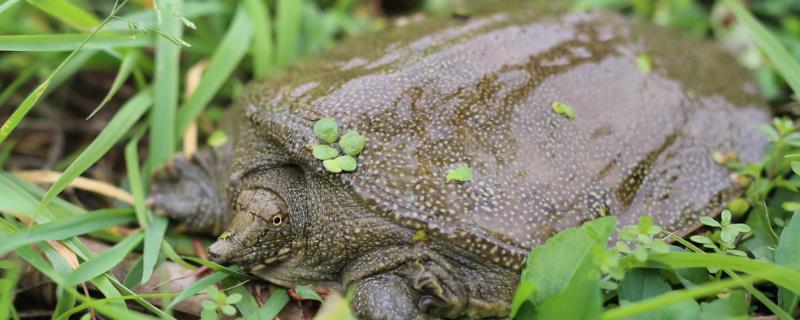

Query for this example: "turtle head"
[208,186,298,271]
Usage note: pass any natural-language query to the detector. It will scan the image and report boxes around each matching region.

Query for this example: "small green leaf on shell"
[312,144,339,160]
[314,118,338,143]
[219,231,232,240]
[207,130,228,147]
[636,53,652,74]
[551,101,575,119]
[335,155,358,172]
[446,164,473,182]
[339,130,366,156]
[412,229,429,243]
[323,159,342,173]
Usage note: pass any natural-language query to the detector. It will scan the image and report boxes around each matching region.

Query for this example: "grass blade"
[175,4,253,136]
[244,0,273,78]
[165,271,229,310]
[149,0,184,171]
[275,0,302,66]
[0,208,135,256]
[260,286,289,319]
[65,232,144,286]
[0,0,21,15]
[0,81,48,145]
[643,252,800,294]
[88,50,140,119]
[723,0,800,99]
[0,259,22,320]
[141,215,168,284]
[36,89,152,212]
[124,128,149,226]
[0,60,41,108]
[25,0,100,30]
[0,34,150,51]
[602,275,759,320]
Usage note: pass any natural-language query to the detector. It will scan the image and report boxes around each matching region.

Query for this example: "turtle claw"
[149,152,229,235]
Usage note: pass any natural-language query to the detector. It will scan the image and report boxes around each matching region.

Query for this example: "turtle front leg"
[149,142,233,235]
[350,273,431,320]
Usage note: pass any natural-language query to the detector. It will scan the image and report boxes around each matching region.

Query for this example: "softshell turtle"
[149,4,770,319]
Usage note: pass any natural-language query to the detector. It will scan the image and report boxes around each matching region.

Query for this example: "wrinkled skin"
[151,4,769,319]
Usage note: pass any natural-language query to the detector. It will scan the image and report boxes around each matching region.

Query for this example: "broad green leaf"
[65,232,144,286]
[334,155,357,172]
[0,34,150,51]
[166,271,229,310]
[294,284,323,302]
[174,4,254,137]
[698,290,748,320]
[275,0,303,66]
[512,217,617,317]
[618,268,700,320]
[0,208,135,256]
[536,265,601,320]
[141,215,168,284]
[260,286,289,320]
[149,0,185,171]
[244,0,273,78]
[37,89,152,211]
[25,0,100,30]
[776,215,800,314]
[323,159,342,173]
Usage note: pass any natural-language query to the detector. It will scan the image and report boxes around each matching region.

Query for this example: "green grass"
[1,0,800,319]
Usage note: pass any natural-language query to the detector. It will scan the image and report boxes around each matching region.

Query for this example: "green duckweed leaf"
[636,53,652,74]
[313,144,339,160]
[335,155,357,172]
[314,118,338,143]
[339,130,366,156]
[207,130,228,147]
[446,164,473,182]
[551,101,575,119]
[323,159,342,173]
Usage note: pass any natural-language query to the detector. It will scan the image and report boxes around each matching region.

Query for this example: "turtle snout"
[207,240,234,264]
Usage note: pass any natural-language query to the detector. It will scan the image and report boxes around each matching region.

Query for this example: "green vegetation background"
[0,0,799,319]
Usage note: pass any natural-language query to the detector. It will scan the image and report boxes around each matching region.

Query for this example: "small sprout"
[312,144,339,160]
[446,164,473,182]
[615,216,669,263]
[323,159,342,173]
[635,53,652,74]
[339,130,366,156]
[200,287,240,320]
[726,198,750,217]
[218,231,232,240]
[551,101,575,119]
[207,130,228,147]
[314,118,339,143]
[691,210,752,273]
[334,155,358,172]
[293,284,323,302]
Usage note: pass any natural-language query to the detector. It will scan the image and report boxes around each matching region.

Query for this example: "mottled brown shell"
[238,7,769,269]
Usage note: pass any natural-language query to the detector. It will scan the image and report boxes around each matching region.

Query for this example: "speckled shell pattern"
[239,9,769,270]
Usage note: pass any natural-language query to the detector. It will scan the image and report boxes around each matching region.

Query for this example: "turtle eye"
[271,214,283,226]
